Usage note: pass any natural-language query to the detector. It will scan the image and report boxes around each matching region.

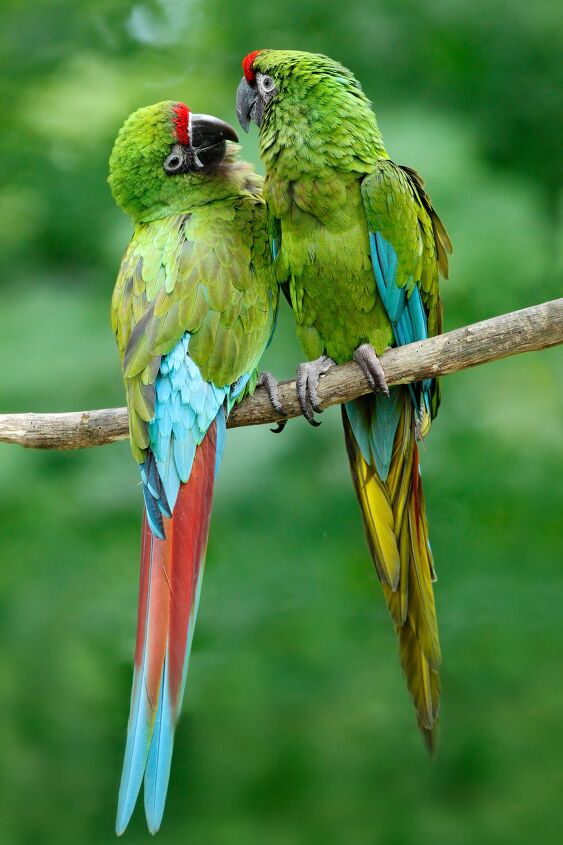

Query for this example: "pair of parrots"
[109,49,452,835]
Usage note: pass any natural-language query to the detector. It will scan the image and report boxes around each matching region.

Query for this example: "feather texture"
[116,332,274,833]
[244,48,451,754]
[110,103,278,834]
[343,396,440,750]
[116,423,217,835]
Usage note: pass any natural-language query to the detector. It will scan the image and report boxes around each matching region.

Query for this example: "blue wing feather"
[348,229,433,479]
[146,333,231,512]
[368,230,432,406]
[345,391,402,482]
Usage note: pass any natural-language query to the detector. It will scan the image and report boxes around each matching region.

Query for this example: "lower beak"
[236,77,259,132]
[190,114,239,169]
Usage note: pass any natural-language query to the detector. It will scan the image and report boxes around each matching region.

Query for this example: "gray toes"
[296,364,316,424]
[353,344,389,396]
[308,371,323,413]
[257,371,287,418]
[296,355,335,426]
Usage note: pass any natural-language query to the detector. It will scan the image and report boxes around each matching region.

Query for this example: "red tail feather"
[166,426,215,710]
[135,422,217,715]
[117,422,219,834]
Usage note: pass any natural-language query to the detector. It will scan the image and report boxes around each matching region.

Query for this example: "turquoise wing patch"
[141,333,248,538]
[368,231,432,406]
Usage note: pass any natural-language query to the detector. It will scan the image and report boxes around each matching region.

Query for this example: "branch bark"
[1,298,561,450]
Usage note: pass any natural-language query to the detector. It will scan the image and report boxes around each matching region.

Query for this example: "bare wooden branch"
[1,298,561,450]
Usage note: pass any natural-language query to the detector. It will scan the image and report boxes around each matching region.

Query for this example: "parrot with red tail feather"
[109,101,278,834]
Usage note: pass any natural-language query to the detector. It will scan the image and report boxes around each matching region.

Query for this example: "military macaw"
[109,101,279,834]
[237,50,452,752]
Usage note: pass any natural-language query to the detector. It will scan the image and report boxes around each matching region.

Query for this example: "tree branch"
[1,298,561,450]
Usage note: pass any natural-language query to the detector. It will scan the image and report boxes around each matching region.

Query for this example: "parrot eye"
[258,74,277,98]
[163,145,187,175]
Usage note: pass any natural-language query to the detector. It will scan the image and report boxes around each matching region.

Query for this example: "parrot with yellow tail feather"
[237,50,452,752]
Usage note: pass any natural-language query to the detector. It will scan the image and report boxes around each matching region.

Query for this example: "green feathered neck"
[109,102,260,223]
[253,50,388,180]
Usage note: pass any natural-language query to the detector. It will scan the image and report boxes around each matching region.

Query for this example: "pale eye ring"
[261,75,275,92]
[163,145,186,175]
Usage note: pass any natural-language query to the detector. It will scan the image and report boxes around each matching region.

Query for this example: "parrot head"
[236,50,385,170]
[109,101,239,222]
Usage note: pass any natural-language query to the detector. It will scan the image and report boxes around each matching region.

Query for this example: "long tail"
[343,389,440,753]
[116,422,218,835]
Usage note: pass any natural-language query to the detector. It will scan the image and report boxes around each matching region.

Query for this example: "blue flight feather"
[368,231,428,346]
[408,286,428,342]
[370,389,402,481]
[345,392,402,483]
[368,229,434,416]
[214,406,227,478]
[370,232,406,323]
[147,333,231,513]
[141,484,165,540]
[344,398,372,465]
[116,536,156,835]
[144,663,174,835]
[142,331,259,527]
[173,431,196,484]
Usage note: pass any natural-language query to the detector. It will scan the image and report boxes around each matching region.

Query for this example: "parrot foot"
[296,354,335,426]
[353,344,389,396]
[257,371,287,434]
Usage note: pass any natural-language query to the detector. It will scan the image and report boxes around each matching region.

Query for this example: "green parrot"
[237,50,452,751]
[109,101,279,834]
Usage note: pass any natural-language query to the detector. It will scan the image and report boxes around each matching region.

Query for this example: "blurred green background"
[1,1,562,843]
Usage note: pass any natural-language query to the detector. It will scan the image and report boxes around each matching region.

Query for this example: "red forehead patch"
[242,50,262,82]
[172,103,190,145]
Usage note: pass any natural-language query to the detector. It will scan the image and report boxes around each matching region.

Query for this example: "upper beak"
[236,77,258,132]
[190,113,239,169]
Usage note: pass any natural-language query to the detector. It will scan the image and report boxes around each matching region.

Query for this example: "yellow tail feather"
[342,392,441,752]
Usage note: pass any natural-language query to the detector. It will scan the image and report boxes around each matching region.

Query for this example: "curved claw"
[296,355,335,426]
[257,371,287,418]
[296,366,316,424]
[353,344,389,395]
[270,420,287,434]
[307,371,323,415]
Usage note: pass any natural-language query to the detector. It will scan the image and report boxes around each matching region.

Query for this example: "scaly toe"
[296,366,317,424]
[257,371,287,418]
[353,344,389,395]
[308,372,324,414]
[296,355,335,426]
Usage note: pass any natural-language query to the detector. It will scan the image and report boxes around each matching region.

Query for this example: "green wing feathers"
[361,159,451,343]
[111,197,276,463]
[349,161,450,748]
[241,49,452,754]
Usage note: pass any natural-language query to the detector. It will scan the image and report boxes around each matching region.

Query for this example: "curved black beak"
[190,113,239,169]
[236,77,259,132]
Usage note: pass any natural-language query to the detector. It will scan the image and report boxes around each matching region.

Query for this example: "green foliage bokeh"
[0,2,562,843]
